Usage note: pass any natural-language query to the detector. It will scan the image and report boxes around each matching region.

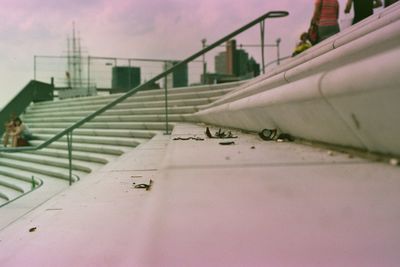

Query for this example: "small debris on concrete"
[251,146,256,149]
[258,129,277,141]
[259,129,294,142]
[133,179,153,191]
[205,127,213,138]
[29,227,37,233]
[219,141,235,145]
[276,133,295,142]
[327,151,335,156]
[205,127,237,139]
[173,137,204,141]
[389,158,399,166]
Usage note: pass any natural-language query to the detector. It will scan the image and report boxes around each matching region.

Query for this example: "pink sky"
[0,0,372,106]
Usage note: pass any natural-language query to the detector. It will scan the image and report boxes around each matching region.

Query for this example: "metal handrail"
[0,10,289,183]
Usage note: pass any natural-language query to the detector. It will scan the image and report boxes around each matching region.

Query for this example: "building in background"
[164,61,188,88]
[203,39,260,84]
[215,51,227,75]
[111,66,141,94]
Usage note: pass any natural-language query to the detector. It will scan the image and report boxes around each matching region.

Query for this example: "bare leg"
[12,135,19,147]
[3,133,10,147]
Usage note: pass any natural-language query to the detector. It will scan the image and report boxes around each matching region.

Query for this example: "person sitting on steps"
[2,114,16,147]
[10,117,33,147]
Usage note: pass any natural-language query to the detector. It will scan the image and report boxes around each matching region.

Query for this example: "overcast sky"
[0,0,380,107]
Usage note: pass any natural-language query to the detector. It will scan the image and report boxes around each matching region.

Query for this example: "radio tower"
[66,22,83,90]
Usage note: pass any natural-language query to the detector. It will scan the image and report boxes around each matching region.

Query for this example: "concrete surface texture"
[1,123,399,267]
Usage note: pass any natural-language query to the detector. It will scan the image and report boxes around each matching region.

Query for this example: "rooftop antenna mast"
[67,21,83,90]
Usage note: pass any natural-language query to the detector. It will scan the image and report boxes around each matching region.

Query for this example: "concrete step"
[31,128,158,139]
[24,148,117,164]
[131,82,242,96]
[23,114,189,124]
[22,106,198,120]
[0,175,26,193]
[0,183,21,202]
[28,97,217,114]
[0,191,9,202]
[0,171,68,226]
[31,82,242,108]
[0,169,40,204]
[29,122,172,131]
[0,169,41,206]
[29,89,231,111]
[0,157,85,181]
[0,166,46,183]
[21,116,83,123]
[29,140,133,155]
[32,133,147,147]
[0,152,101,173]
[0,175,31,193]
[113,97,218,110]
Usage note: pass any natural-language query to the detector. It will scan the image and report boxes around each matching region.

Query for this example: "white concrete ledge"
[195,9,400,156]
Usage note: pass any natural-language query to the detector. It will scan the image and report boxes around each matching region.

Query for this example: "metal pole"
[87,56,91,95]
[67,131,73,186]
[128,59,132,89]
[34,55,37,80]
[260,21,266,74]
[201,38,207,84]
[276,38,281,65]
[164,65,169,135]
[31,176,35,189]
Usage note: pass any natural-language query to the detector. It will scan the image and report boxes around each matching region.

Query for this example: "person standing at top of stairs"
[384,0,399,7]
[311,0,340,43]
[345,0,383,24]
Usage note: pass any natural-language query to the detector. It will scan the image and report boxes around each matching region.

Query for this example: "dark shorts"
[318,24,340,42]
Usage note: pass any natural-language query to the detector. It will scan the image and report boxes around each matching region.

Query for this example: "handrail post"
[66,130,73,185]
[164,71,170,135]
[34,55,37,80]
[260,20,266,74]
[31,176,35,189]
[201,38,207,84]
[276,38,281,66]
[87,56,91,96]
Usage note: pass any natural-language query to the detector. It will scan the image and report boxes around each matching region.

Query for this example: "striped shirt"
[315,0,339,26]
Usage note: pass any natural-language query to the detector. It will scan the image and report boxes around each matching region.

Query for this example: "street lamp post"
[201,38,207,84]
[276,38,281,65]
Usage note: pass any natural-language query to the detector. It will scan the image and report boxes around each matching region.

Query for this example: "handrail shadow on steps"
[0,11,289,185]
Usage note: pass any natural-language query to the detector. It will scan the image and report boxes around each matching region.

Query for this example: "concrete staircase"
[0,82,242,206]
